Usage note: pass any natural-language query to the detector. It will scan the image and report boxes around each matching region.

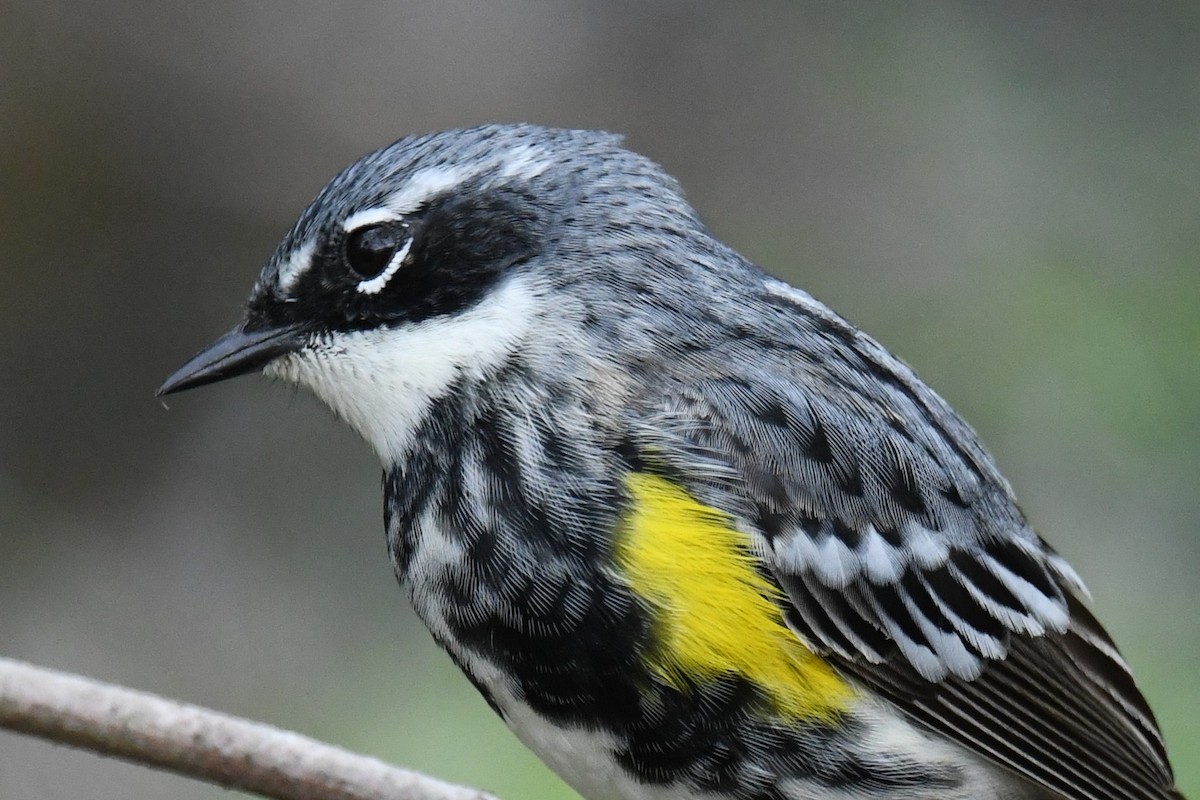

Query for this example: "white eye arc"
[342,207,401,233]
[355,235,413,295]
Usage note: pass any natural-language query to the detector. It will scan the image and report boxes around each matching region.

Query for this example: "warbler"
[159,124,1184,800]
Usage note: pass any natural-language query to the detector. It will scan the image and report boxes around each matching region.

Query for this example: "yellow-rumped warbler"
[159,125,1183,800]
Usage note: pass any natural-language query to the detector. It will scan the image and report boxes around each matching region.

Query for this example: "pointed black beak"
[157,323,307,396]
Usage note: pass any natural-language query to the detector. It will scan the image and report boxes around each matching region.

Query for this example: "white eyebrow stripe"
[276,239,317,293]
[355,236,413,295]
[497,144,551,181]
[385,164,470,216]
[340,164,471,235]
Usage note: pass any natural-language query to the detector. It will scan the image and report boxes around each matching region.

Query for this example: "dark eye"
[345,223,406,279]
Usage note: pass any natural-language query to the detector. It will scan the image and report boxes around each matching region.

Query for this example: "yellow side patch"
[615,473,855,722]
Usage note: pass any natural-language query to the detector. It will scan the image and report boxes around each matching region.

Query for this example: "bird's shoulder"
[625,276,1083,658]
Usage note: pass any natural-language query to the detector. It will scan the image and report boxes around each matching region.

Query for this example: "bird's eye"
[345,223,406,279]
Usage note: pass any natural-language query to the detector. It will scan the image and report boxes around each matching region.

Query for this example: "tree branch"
[0,656,498,800]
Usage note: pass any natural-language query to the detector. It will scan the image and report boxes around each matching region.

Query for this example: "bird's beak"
[157,323,307,396]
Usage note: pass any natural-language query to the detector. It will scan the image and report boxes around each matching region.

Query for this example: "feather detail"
[633,352,1180,800]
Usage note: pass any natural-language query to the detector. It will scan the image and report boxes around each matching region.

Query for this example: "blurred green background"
[1,3,1197,798]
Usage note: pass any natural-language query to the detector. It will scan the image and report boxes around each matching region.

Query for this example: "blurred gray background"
[2,3,1197,798]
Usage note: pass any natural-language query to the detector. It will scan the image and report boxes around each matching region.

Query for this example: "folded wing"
[630,282,1179,799]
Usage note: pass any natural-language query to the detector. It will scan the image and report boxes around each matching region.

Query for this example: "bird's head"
[158,124,715,462]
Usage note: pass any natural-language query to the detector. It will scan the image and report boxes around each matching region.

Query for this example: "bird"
[159,124,1185,800]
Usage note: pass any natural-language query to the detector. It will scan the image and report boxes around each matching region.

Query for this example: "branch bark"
[0,656,498,800]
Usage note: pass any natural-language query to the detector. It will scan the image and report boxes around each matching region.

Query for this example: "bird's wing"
[627,287,1178,800]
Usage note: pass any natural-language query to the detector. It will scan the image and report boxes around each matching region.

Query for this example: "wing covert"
[626,305,1178,800]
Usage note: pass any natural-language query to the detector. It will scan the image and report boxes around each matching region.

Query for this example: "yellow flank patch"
[615,473,855,722]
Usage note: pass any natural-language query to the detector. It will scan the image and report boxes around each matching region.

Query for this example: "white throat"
[265,276,538,464]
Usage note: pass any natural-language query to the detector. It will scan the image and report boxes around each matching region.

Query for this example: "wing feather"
[631,324,1180,800]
